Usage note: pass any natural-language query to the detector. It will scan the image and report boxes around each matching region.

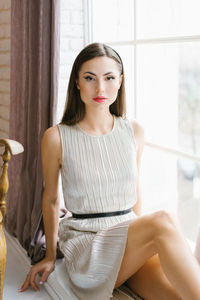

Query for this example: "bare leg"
[114,211,200,300]
[126,254,181,300]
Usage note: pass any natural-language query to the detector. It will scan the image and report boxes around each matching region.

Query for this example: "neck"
[78,109,114,135]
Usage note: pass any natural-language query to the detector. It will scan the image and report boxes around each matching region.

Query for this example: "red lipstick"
[93,96,107,103]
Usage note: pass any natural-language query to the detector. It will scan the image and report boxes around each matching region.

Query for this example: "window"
[88,0,200,242]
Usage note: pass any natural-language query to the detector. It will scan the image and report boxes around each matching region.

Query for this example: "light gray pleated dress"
[57,115,138,300]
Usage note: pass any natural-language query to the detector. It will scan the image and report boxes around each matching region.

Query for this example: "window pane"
[141,147,178,214]
[137,42,200,156]
[137,0,200,39]
[92,0,134,42]
[141,146,200,241]
[178,159,200,241]
[114,45,134,119]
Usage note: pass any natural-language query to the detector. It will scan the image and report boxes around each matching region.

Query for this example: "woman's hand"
[19,257,55,292]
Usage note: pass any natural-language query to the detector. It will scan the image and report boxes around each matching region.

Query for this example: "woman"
[20,43,200,300]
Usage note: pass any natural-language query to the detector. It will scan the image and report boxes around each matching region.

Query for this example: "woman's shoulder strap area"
[123,118,144,152]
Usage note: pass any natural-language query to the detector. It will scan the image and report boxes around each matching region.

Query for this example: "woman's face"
[76,56,123,109]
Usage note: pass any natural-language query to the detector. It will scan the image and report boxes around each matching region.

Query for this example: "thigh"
[114,213,158,288]
[125,255,180,300]
[114,210,177,288]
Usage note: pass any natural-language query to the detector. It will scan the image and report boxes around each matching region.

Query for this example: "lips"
[93,96,107,102]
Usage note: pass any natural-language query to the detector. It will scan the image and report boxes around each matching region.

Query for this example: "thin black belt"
[71,207,132,219]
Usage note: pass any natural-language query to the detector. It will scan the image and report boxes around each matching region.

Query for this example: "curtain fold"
[5,0,61,263]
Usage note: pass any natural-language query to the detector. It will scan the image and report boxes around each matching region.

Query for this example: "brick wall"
[0,0,10,140]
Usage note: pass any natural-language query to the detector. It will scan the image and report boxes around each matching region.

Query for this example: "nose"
[96,79,105,93]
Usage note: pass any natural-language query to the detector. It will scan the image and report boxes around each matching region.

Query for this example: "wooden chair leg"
[0,147,10,300]
[0,217,6,300]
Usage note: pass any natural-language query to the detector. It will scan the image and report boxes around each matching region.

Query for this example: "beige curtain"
[5,0,61,263]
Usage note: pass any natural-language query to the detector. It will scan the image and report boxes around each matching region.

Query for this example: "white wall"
[57,0,85,123]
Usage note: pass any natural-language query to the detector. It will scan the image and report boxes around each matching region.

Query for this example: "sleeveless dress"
[57,115,138,300]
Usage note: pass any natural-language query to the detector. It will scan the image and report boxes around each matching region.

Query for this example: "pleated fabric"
[57,115,138,300]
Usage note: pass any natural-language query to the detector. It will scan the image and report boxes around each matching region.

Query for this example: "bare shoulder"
[42,126,61,145]
[42,126,62,165]
[129,119,145,151]
[129,119,144,138]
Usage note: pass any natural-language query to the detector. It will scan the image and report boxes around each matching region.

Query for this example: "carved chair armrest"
[0,139,24,156]
[0,139,24,222]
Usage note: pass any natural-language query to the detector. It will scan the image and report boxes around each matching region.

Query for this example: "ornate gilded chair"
[0,139,24,300]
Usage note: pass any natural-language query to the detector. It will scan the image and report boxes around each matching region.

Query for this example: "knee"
[151,210,178,240]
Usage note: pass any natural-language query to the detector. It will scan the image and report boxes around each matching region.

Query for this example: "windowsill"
[4,230,52,299]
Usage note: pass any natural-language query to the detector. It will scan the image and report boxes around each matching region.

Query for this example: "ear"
[118,74,123,89]
[76,80,80,90]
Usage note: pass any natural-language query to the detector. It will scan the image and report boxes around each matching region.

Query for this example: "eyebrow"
[83,71,114,76]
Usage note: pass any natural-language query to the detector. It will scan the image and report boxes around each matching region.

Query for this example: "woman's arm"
[130,120,145,216]
[20,126,62,292]
[42,126,61,262]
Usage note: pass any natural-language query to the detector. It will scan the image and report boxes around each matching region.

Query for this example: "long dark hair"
[61,43,126,125]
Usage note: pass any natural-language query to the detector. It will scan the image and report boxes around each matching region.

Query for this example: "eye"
[84,76,94,81]
[106,76,115,81]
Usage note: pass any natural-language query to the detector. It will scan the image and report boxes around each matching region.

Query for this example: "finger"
[19,274,31,292]
[30,270,40,291]
[39,270,51,284]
